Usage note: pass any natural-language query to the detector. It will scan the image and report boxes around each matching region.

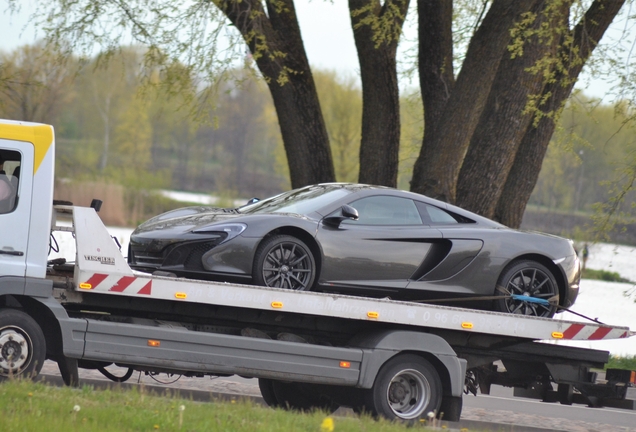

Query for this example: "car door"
[0,143,33,277]
[405,201,484,295]
[316,195,443,291]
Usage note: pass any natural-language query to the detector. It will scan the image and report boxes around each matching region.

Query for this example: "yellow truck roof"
[0,120,54,174]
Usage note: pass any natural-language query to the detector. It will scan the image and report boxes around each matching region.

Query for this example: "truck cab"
[0,120,55,278]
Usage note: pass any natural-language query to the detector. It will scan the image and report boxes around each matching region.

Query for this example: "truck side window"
[0,150,21,214]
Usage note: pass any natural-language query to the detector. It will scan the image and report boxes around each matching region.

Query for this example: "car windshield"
[239,185,351,215]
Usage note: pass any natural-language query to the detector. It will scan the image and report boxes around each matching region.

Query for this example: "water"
[554,243,636,356]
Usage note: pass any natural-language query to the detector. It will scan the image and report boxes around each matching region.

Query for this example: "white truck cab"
[0,120,55,278]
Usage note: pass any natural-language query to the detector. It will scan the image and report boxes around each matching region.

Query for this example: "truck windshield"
[239,185,351,215]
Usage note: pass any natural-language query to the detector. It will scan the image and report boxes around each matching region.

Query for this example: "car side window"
[415,202,466,225]
[344,196,423,225]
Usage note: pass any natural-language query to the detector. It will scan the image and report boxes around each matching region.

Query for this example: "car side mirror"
[323,204,359,228]
[342,204,359,220]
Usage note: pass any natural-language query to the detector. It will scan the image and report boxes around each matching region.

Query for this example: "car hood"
[132,206,312,239]
[132,207,244,238]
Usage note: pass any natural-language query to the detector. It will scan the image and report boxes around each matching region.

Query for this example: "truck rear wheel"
[0,309,46,380]
[258,378,282,408]
[267,380,338,412]
[365,354,442,422]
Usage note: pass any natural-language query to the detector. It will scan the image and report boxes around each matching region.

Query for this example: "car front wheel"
[253,235,316,290]
[494,260,559,318]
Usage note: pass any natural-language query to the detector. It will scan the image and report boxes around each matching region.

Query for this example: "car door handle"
[0,250,24,256]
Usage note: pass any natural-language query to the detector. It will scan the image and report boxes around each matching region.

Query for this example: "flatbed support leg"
[57,356,79,387]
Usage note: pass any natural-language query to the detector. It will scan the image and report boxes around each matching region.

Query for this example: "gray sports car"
[128,183,580,317]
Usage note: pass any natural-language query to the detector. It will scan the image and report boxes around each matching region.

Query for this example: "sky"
[0,1,627,99]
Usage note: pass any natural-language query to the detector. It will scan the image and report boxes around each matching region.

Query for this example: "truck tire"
[439,395,462,422]
[258,378,282,408]
[253,235,316,291]
[270,380,338,412]
[0,309,46,380]
[365,354,442,422]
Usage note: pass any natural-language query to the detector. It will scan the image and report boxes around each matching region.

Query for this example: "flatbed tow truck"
[0,119,635,422]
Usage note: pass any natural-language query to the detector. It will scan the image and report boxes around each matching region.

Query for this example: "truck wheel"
[258,378,282,408]
[494,260,559,318]
[439,395,462,422]
[0,309,46,380]
[365,354,442,422]
[253,235,316,291]
[271,380,338,412]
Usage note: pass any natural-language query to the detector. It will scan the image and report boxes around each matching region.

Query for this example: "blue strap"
[510,294,550,306]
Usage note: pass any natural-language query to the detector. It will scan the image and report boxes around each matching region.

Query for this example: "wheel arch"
[395,350,462,400]
[502,254,567,306]
[0,294,64,360]
[351,330,466,398]
[258,226,323,279]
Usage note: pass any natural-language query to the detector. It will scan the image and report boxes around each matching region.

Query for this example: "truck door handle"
[0,250,24,256]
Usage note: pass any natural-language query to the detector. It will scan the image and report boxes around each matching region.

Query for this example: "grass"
[0,379,441,432]
[606,355,636,371]
[582,268,633,283]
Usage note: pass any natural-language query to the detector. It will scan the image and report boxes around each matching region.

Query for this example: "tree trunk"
[218,0,335,188]
[494,0,626,228]
[349,0,409,187]
[411,0,537,203]
[455,1,566,217]
[417,0,454,135]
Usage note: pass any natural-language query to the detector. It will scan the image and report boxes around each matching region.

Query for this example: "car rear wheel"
[494,260,559,318]
[253,235,316,290]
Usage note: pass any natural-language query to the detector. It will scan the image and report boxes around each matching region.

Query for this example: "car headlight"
[192,223,247,244]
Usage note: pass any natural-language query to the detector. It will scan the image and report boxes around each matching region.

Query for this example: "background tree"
[412,0,626,228]
[214,0,336,188]
[5,0,634,231]
[18,0,413,189]
[203,72,288,196]
[349,0,409,186]
[0,42,75,123]
[314,70,363,182]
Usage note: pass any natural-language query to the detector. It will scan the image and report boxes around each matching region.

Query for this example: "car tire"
[494,260,559,318]
[253,235,316,291]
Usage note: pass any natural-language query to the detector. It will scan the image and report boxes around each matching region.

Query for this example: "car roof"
[312,183,504,228]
